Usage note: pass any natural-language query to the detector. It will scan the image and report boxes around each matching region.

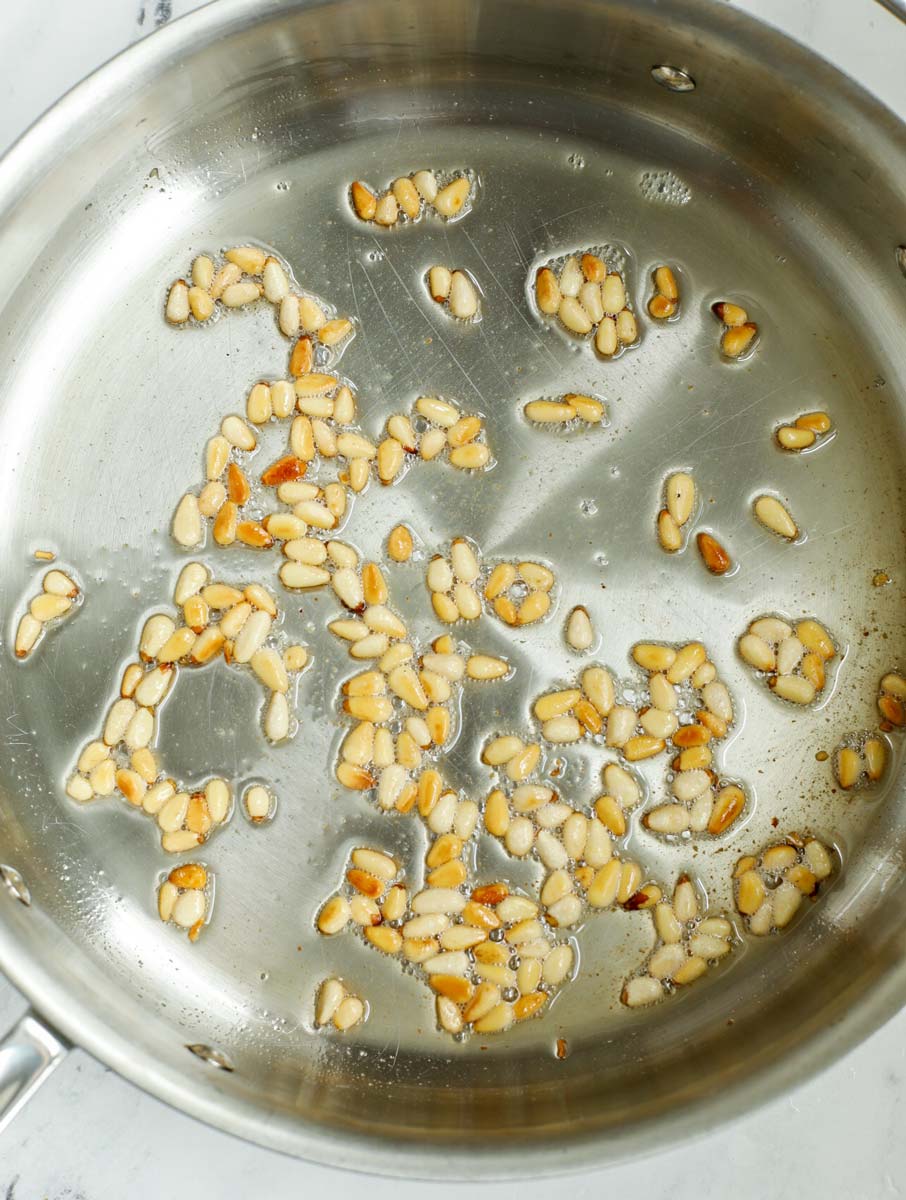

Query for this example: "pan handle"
[0,1010,68,1135]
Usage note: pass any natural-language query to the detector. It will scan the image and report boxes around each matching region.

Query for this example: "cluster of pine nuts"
[832,666,902,792]
[647,265,680,320]
[877,672,906,731]
[484,558,556,627]
[834,732,888,790]
[157,863,212,941]
[712,300,759,360]
[654,473,736,577]
[523,394,606,428]
[738,615,836,706]
[426,538,484,623]
[314,978,366,1031]
[317,846,574,1035]
[332,567,510,804]
[534,250,638,357]
[733,836,835,935]
[13,569,81,659]
[349,171,473,227]
[65,564,308,847]
[622,876,733,1007]
[775,411,832,452]
[656,471,696,553]
[426,267,482,321]
[173,383,492,551]
[164,247,354,361]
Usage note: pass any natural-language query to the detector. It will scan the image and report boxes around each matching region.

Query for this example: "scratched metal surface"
[1,0,906,1176]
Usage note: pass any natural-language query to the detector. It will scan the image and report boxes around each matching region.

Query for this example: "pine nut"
[172,494,202,547]
[712,301,747,326]
[754,494,798,540]
[616,309,638,344]
[165,279,190,324]
[428,266,452,302]
[601,274,626,314]
[448,271,480,319]
[433,177,471,219]
[564,605,594,652]
[221,281,262,308]
[665,472,695,526]
[525,399,577,423]
[721,322,758,358]
[578,281,604,323]
[776,426,815,450]
[657,509,682,552]
[467,654,509,680]
[535,268,561,314]
[595,317,618,356]
[558,296,592,335]
[605,704,636,747]
[696,532,731,575]
[769,674,816,705]
[836,746,861,789]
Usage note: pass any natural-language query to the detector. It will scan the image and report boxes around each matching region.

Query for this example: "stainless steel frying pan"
[2,0,906,1178]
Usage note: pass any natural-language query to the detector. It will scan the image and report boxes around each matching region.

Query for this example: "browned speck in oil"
[555,1038,568,1060]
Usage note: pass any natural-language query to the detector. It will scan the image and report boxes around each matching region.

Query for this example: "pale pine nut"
[616,309,638,344]
[739,632,775,671]
[14,613,42,657]
[221,281,262,308]
[407,169,437,203]
[605,705,636,747]
[657,509,682,552]
[428,266,452,302]
[172,494,202,547]
[666,642,706,683]
[665,472,694,526]
[558,296,592,335]
[525,399,576,423]
[466,654,508,680]
[578,281,604,323]
[601,274,626,314]
[165,280,190,324]
[433,176,471,219]
[583,667,614,715]
[278,295,301,338]
[557,257,582,297]
[754,494,798,540]
[210,262,241,299]
[374,192,399,226]
[595,317,618,356]
[568,393,605,422]
[448,271,479,319]
[769,674,816,705]
[565,605,594,651]
[777,425,815,450]
[419,427,447,460]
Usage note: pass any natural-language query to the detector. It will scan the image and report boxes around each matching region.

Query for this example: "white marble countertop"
[2,1,906,1196]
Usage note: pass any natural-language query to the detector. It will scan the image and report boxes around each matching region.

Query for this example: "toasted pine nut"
[535,267,561,314]
[796,619,835,660]
[721,322,758,358]
[712,301,747,326]
[387,524,414,563]
[696,532,730,575]
[836,746,862,789]
[633,643,675,672]
[797,410,832,433]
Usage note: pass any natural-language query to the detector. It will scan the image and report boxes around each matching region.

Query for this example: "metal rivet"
[186,1043,234,1071]
[651,64,696,92]
[0,864,31,906]
[896,246,906,277]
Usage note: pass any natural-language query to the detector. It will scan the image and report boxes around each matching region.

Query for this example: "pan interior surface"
[1,0,906,1175]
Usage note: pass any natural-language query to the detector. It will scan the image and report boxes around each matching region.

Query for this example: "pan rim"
[1,0,906,1176]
